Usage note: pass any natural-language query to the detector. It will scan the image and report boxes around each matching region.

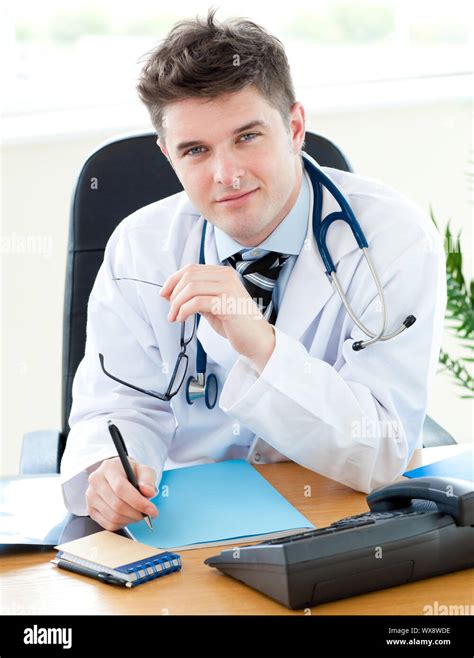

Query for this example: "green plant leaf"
[434,212,474,398]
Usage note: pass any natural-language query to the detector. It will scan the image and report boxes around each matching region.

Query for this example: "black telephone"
[205,476,474,609]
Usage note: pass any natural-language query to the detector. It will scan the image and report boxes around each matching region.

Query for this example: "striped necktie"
[227,251,290,324]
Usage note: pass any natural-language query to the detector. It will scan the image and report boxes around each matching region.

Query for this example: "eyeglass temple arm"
[113,277,163,288]
[98,353,168,401]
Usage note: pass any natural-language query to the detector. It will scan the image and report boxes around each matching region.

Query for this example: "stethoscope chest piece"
[186,372,218,409]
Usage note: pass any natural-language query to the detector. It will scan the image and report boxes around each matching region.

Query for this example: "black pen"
[107,420,153,529]
[53,557,132,588]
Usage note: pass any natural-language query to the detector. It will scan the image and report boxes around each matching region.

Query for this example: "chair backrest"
[61,131,353,440]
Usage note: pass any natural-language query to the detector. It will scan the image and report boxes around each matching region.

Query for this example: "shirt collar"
[214,164,310,263]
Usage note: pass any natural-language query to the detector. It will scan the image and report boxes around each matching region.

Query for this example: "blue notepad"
[403,446,473,481]
[125,460,315,551]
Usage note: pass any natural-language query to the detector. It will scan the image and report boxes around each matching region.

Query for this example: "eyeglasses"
[98,277,197,401]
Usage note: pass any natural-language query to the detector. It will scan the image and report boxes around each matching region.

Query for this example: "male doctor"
[60,10,446,530]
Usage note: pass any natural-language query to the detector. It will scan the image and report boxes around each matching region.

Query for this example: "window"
[4,0,472,136]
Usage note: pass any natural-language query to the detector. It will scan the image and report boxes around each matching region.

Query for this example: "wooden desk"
[2,445,472,615]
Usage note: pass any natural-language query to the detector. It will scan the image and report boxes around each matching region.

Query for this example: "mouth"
[215,188,259,206]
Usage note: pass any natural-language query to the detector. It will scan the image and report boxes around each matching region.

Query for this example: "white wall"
[1,98,472,475]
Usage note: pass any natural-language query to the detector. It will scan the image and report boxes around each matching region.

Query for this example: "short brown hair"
[137,8,296,142]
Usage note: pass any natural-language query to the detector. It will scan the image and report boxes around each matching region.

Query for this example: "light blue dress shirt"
[214,169,310,314]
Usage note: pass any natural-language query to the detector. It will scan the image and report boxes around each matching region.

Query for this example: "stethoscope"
[186,152,416,409]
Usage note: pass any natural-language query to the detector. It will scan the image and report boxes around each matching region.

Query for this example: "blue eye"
[186,146,206,157]
[240,132,258,142]
[184,133,259,157]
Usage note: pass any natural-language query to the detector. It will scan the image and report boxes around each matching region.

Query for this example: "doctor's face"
[159,86,306,246]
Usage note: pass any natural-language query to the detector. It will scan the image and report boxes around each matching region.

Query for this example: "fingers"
[135,463,158,498]
[103,462,158,518]
[159,263,266,361]
[87,504,117,532]
[87,491,145,531]
[86,457,159,531]
[161,264,237,302]
[169,267,230,300]
[168,283,225,322]
[166,276,254,324]
[175,295,223,323]
[174,293,263,324]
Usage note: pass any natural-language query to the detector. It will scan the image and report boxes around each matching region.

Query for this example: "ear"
[289,102,306,154]
[157,138,175,171]
[157,137,168,158]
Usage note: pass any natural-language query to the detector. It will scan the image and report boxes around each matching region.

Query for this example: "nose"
[212,152,246,188]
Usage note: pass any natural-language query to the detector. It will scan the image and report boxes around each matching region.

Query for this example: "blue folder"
[125,460,314,550]
[403,446,473,481]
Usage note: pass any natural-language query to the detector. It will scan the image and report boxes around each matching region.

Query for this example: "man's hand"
[86,457,159,531]
[160,264,276,373]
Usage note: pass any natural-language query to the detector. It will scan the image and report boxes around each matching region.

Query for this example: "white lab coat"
[60,154,446,515]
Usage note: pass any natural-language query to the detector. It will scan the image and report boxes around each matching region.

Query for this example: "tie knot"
[226,250,290,324]
[227,250,290,277]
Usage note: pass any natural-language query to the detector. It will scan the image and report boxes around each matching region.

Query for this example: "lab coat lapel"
[276,167,359,340]
[275,228,333,339]
[195,220,241,371]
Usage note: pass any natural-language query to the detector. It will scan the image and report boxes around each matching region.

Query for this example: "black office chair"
[19,131,455,474]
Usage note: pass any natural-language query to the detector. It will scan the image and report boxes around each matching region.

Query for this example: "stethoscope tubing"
[303,152,415,351]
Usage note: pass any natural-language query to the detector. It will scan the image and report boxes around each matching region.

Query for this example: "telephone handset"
[367,476,474,526]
